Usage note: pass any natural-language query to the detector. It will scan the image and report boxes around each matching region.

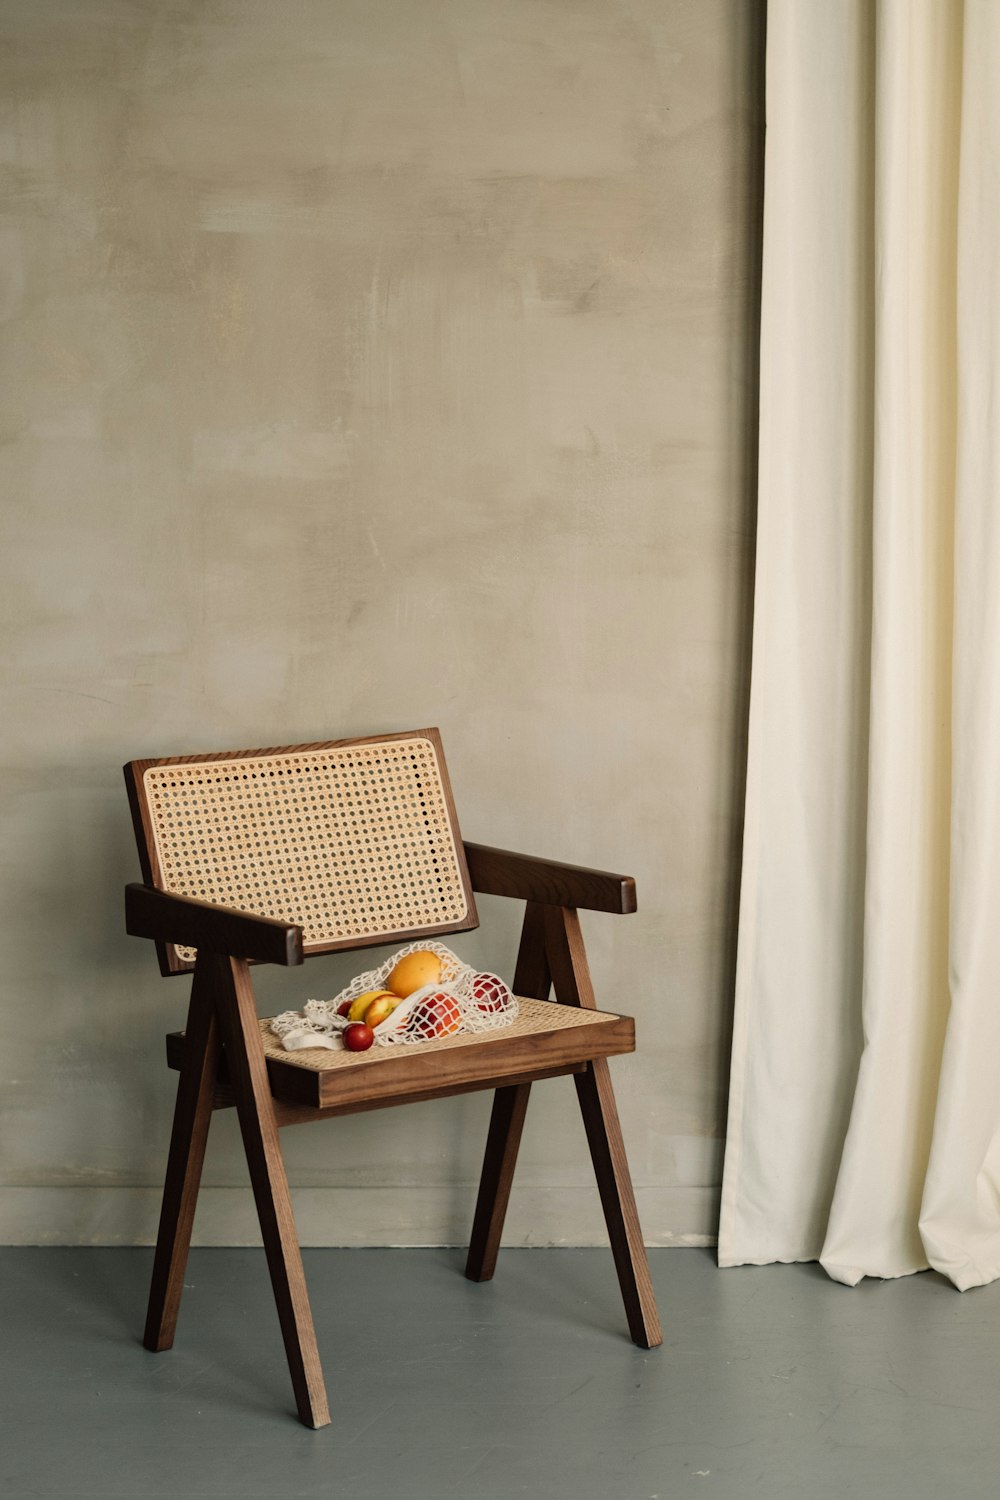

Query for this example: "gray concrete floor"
[1,1247,997,1499]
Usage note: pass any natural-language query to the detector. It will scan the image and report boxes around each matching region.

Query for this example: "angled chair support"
[124,730,660,1428]
[465,898,661,1349]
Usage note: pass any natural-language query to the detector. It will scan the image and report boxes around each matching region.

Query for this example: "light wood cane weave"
[260,996,621,1074]
[127,731,477,970]
[256,996,633,1109]
[164,996,636,1112]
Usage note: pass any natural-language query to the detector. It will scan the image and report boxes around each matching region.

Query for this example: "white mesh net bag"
[270,941,519,1052]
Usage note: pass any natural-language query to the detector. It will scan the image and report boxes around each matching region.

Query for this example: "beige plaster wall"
[1,0,763,1245]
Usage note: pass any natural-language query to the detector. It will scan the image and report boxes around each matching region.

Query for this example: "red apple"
[407,991,462,1039]
[336,1000,353,1017]
[343,1022,374,1052]
[471,972,509,1014]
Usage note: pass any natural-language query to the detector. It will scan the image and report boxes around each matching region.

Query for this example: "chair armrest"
[463,843,637,914]
[125,884,305,966]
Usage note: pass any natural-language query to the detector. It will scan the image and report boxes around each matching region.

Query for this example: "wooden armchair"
[124,729,661,1428]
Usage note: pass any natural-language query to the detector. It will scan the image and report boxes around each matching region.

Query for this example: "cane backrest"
[125,728,478,974]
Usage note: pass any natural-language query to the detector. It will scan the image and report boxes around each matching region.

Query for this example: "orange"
[386,949,442,998]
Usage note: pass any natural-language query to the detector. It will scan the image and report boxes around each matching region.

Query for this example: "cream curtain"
[719,0,1000,1288]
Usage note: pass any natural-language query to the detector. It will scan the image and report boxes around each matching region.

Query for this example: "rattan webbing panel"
[258,998,622,1074]
[139,735,475,963]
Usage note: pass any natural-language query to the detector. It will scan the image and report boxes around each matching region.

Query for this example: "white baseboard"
[0,1184,719,1248]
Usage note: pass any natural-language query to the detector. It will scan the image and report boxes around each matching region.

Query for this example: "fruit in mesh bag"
[471,972,511,1014]
[346,989,396,1023]
[363,993,403,1028]
[387,949,443,998]
[405,990,462,1039]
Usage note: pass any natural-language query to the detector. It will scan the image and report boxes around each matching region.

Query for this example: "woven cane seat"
[166,996,635,1111]
[125,730,477,972]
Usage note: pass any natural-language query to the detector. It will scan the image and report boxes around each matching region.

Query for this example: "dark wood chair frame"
[125,844,662,1429]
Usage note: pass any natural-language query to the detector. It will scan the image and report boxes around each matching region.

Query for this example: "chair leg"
[214,955,331,1430]
[465,902,551,1280]
[144,956,220,1352]
[466,1083,532,1281]
[545,905,663,1349]
[574,1059,662,1349]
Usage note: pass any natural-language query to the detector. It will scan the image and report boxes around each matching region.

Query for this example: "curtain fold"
[720,0,1000,1289]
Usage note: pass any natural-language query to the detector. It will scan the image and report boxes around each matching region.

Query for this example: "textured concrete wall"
[1,0,763,1245]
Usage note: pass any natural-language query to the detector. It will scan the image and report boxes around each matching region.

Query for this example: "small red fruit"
[343,1022,374,1052]
[407,991,462,1039]
[471,972,508,1014]
[336,1000,353,1018]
